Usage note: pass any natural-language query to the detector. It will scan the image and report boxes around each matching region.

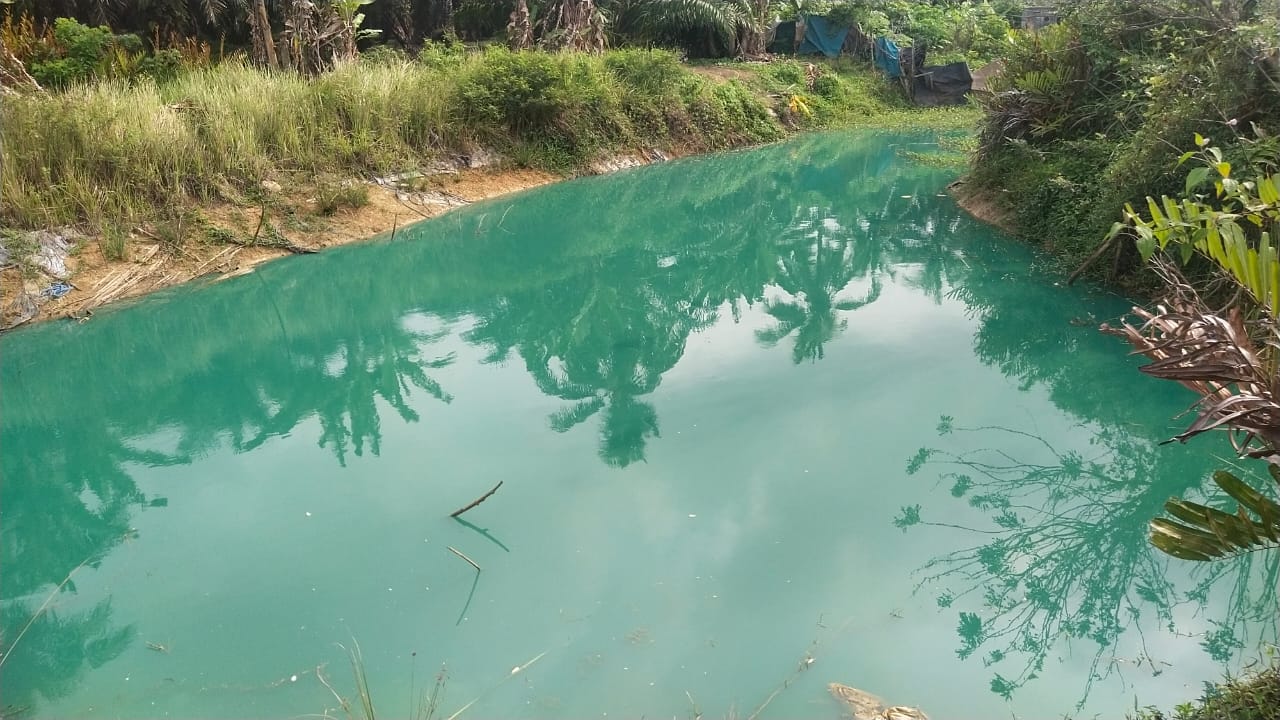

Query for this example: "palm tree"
[619,0,774,57]
[1,600,136,713]
[755,220,883,363]
[249,0,278,68]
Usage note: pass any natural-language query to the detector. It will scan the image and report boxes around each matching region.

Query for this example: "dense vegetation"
[1,48,775,233]
[964,2,1280,717]
[965,0,1280,289]
[0,43,977,257]
[1131,663,1280,720]
[1,0,1019,61]
[0,1,993,264]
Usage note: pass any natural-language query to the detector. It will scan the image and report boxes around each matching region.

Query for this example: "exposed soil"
[1,165,560,329]
[948,178,1019,235]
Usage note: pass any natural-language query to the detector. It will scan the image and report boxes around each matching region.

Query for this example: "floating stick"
[447,545,481,572]
[450,481,503,518]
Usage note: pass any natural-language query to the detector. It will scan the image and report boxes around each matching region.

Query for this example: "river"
[1,130,1275,719]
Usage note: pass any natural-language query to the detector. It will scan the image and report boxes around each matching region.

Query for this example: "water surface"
[3,131,1276,719]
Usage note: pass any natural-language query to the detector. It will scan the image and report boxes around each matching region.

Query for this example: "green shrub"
[455,49,571,134]
[27,17,188,87]
[710,81,781,143]
[811,72,845,100]
[360,45,410,66]
[316,178,370,215]
[890,1,952,51]
[139,48,183,83]
[828,4,891,36]
[415,40,467,71]
[767,60,806,88]
[452,48,634,159]
[29,18,116,87]
[603,48,684,96]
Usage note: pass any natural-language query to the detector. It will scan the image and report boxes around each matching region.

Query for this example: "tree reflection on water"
[899,418,1280,704]
[6,130,1271,712]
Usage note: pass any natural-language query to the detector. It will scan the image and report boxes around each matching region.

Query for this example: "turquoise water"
[2,131,1276,719]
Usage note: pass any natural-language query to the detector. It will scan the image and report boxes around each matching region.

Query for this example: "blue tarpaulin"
[873,36,901,78]
[796,15,849,58]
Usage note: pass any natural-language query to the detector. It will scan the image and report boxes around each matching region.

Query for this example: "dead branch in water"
[1102,260,1280,454]
[444,650,548,720]
[450,481,503,518]
[1067,232,1119,285]
[447,546,482,572]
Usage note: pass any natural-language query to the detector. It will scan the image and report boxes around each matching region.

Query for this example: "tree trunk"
[0,36,41,94]
[738,26,766,58]
[508,0,533,50]
[250,0,279,69]
[389,0,415,48]
[546,0,605,52]
[441,0,456,37]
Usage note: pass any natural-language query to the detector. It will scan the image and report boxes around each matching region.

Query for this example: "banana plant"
[1151,465,1280,561]
[332,0,381,43]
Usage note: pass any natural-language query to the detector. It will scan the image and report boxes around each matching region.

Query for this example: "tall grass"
[0,47,782,233]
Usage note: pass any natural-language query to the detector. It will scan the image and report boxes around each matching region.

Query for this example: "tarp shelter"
[795,15,849,58]
[911,62,973,106]
[872,36,901,78]
[769,15,871,58]
[874,42,973,106]
[767,20,797,54]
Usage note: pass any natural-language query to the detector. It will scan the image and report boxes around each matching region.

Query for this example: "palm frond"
[199,0,232,23]
[1150,467,1280,561]
[549,397,604,432]
[1102,270,1280,455]
[628,0,746,40]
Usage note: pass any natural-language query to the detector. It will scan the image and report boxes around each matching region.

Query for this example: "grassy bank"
[0,47,973,255]
[1131,661,1279,720]
[2,48,771,235]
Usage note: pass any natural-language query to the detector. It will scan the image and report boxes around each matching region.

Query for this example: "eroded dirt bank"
[947,178,1018,236]
[1,164,566,330]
